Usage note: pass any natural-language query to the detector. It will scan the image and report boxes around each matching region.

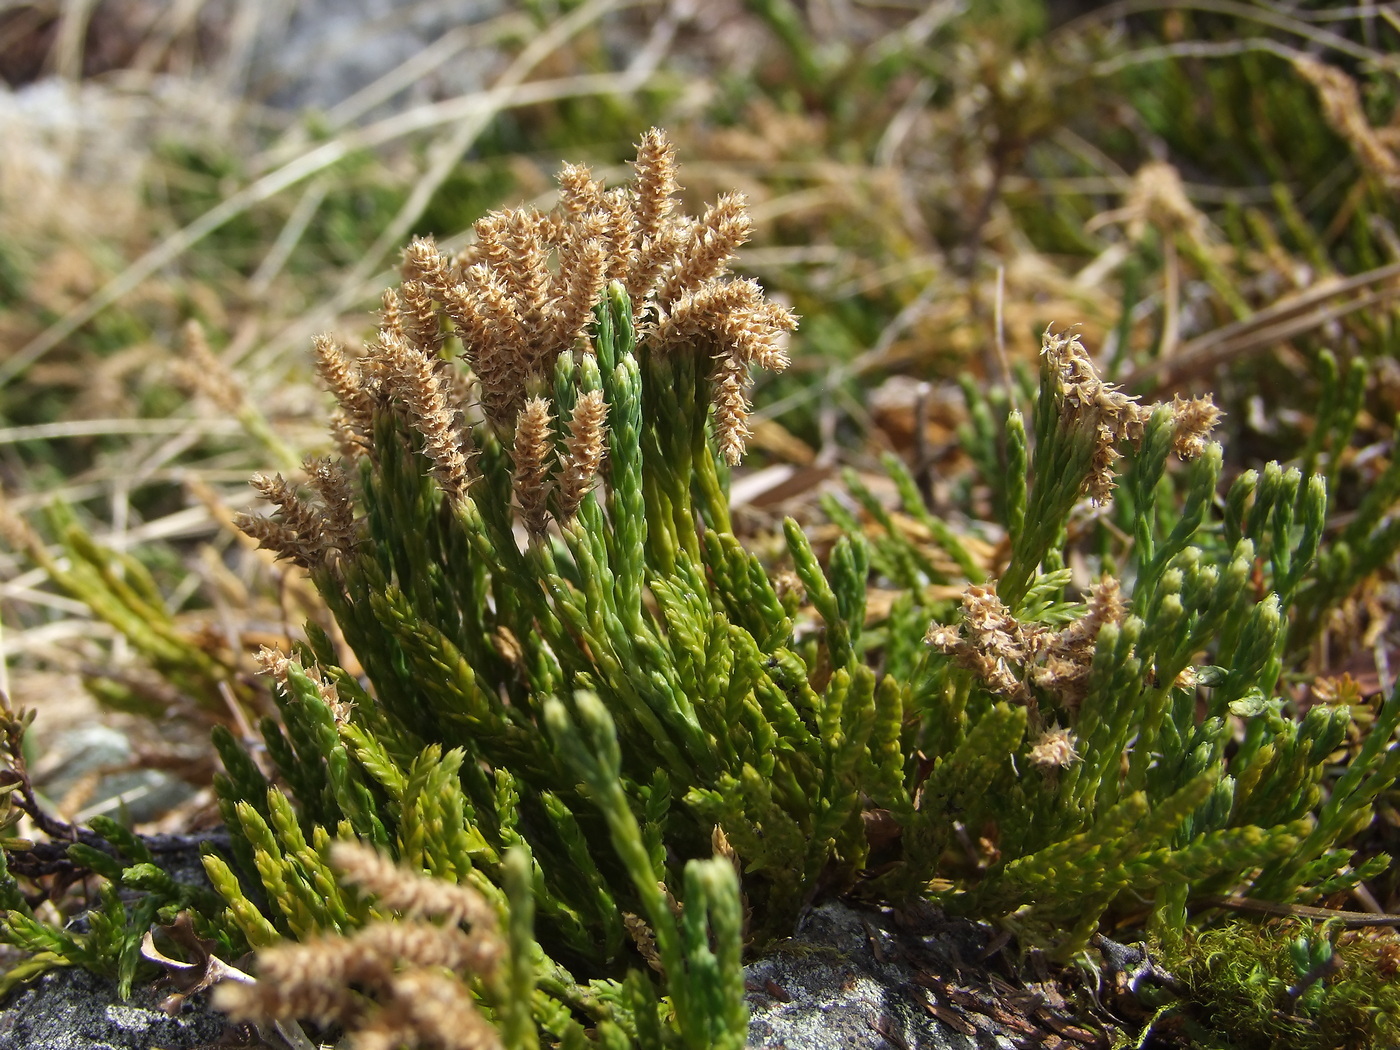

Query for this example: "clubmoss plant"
[216,129,794,1048]
[2,129,1400,1048]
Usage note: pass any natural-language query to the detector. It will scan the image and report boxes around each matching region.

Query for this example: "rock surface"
[746,902,1017,1050]
[246,0,505,113]
[0,900,1087,1049]
[0,968,226,1050]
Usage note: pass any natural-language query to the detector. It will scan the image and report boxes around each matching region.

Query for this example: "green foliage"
[0,812,225,999]
[0,882,156,999]
[902,333,1400,960]
[188,265,1396,1045]
[0,502,247,721]
[5,16,1400,1032]
[193,276,773,1045]
[6,213,1400,1043]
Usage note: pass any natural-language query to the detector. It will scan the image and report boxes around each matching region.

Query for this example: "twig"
[1092,37,1305,79]
[1196,894,1400,928]
[1059,0,1398,70]
[1125,260,1400,393]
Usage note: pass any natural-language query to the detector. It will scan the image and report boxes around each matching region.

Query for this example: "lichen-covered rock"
[0,968,226,1050]
[746,902,1017,1050]
[0,899,1114,1049]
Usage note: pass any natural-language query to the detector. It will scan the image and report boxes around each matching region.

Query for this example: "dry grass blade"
[320,25,485,133]
[325,0,668,318]
[1090,37,1306,79]
[1127,260,1400,393]
[0,419,246,446]
[247,179,331,295]
[0,0,666,391]
[1060,0,1400,68]
[0,134,354,389]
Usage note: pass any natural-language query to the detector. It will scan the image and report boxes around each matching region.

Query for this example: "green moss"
[1160,919,1400,1050]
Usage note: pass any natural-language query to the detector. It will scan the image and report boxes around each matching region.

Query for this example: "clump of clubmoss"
[0,129,1398,1050]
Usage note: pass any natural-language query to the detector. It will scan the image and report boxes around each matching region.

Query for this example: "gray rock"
[35,727,134,792]
[244,0,506,114]
[745,902,1018,1050]
[33,726,199,827]
[0,968,227,1050]
[0,869,1091,1048]
[71,771,199,828]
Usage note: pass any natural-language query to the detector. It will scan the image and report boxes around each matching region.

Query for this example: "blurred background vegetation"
[0,0,1399,930]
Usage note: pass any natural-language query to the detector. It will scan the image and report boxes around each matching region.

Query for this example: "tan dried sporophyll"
[929,328,1220,708]
[214,841,506,1050]
[1293,56,1400,188]
[239,128,797,558]
[925,577,1126,710]
[1040,327,1219,507]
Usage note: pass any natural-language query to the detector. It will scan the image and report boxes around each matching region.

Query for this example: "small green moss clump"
[1159,918,1400,1050]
